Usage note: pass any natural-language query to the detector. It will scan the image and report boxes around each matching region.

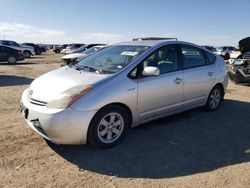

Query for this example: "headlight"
[234,59,244,65]
[46,85,92,109]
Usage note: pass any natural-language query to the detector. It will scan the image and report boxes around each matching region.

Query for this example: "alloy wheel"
[97,112,124,144]
[209,88,221,109]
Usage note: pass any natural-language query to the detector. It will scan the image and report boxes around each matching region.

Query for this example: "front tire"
[88,105,129,148]
[35,50,42,55]
[204,85,223,111]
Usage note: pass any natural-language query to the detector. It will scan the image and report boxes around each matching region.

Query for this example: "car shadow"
[48,99,250,179]
[0,75,33,87]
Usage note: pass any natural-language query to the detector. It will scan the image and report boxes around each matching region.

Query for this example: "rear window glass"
[181,45,206,69]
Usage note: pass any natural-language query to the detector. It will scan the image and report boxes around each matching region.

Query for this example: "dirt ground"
[0,51,250,188]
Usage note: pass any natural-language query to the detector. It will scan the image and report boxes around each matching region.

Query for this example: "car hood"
[29,66,109,102]
[62,53,86,60]
[239,37,250,54]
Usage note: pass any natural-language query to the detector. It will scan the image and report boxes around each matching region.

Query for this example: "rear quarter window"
[205,52,216,64]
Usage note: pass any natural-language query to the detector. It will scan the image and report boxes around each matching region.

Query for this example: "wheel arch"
[95,102,133,126]
[86,102,133,147]
[23,50,31,53]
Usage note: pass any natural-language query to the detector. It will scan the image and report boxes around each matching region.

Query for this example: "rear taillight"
[17,50,23,55]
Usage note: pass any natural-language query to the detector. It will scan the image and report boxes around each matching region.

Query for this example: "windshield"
[77,45,150,74]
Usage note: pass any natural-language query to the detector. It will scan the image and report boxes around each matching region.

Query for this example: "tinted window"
[2,41,9,45]
[181,45,206,69]
[142,45,178,74]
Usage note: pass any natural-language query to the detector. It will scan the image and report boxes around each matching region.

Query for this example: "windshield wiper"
[75,65,97,72]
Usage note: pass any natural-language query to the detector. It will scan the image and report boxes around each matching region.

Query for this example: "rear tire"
[24,51,31,58]
[88,105,129,148]
[35,50,42,55]
[8,56,17,64]
[204,85,223,111]
[224,53,230,60]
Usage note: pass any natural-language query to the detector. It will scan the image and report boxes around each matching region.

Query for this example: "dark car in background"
[53,44,68,53]
[0,40,35,58]
[22,43,46,55]
[0,45,25,64]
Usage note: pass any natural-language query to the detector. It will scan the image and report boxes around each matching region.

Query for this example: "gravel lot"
[0,51,250,188]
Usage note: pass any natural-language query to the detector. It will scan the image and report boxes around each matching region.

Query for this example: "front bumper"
[228,67,250,83]
[20,89,97,144]
[17,55,25,61]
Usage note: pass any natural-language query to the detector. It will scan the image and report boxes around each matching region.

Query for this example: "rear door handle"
[208,72,213,77]
[174,77,183,84]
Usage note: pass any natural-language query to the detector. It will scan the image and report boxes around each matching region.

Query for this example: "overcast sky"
[0,0,249,46]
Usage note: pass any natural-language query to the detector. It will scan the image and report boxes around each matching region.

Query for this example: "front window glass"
[142,45,179,74]
[77,45,150,74]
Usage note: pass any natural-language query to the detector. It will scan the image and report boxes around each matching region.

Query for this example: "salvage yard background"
[0,51,250,187]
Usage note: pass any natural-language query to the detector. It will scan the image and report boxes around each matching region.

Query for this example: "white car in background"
[0,40,35,58]
[62,45,107,66]
[63,43,85,54]
[215,46,241,60]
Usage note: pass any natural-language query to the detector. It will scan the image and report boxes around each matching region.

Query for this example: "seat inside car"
[158,48,177,73]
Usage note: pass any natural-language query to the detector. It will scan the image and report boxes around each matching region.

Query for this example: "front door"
[137,45,184,122]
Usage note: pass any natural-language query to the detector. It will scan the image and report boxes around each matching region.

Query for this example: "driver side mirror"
[142,66,160,76]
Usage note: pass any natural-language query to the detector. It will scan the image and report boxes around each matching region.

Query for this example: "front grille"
[63,59,71,65]
[30,98,47,106]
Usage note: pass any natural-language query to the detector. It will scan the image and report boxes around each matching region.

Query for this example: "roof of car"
[113,40,178,47]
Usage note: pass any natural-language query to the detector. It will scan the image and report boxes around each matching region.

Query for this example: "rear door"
[180,45,216,106]
[137,45,184,121]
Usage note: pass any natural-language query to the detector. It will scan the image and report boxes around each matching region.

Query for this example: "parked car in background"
[228,37,250,84]
[21,39,228,148]
[61,45,107,66]
[215,46,241,60]
[0,40,34,58]
[201,45,216,52]
[53,44,68,53]
[22,43,46,55]
[0,45,25,64]
[66,43,106,54]
[63,43,85,54]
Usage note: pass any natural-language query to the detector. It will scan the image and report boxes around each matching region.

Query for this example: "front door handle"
[208,72,213,77]
[174,77,182,84]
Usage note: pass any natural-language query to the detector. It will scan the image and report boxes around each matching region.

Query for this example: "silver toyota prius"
[21,40,228,148]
